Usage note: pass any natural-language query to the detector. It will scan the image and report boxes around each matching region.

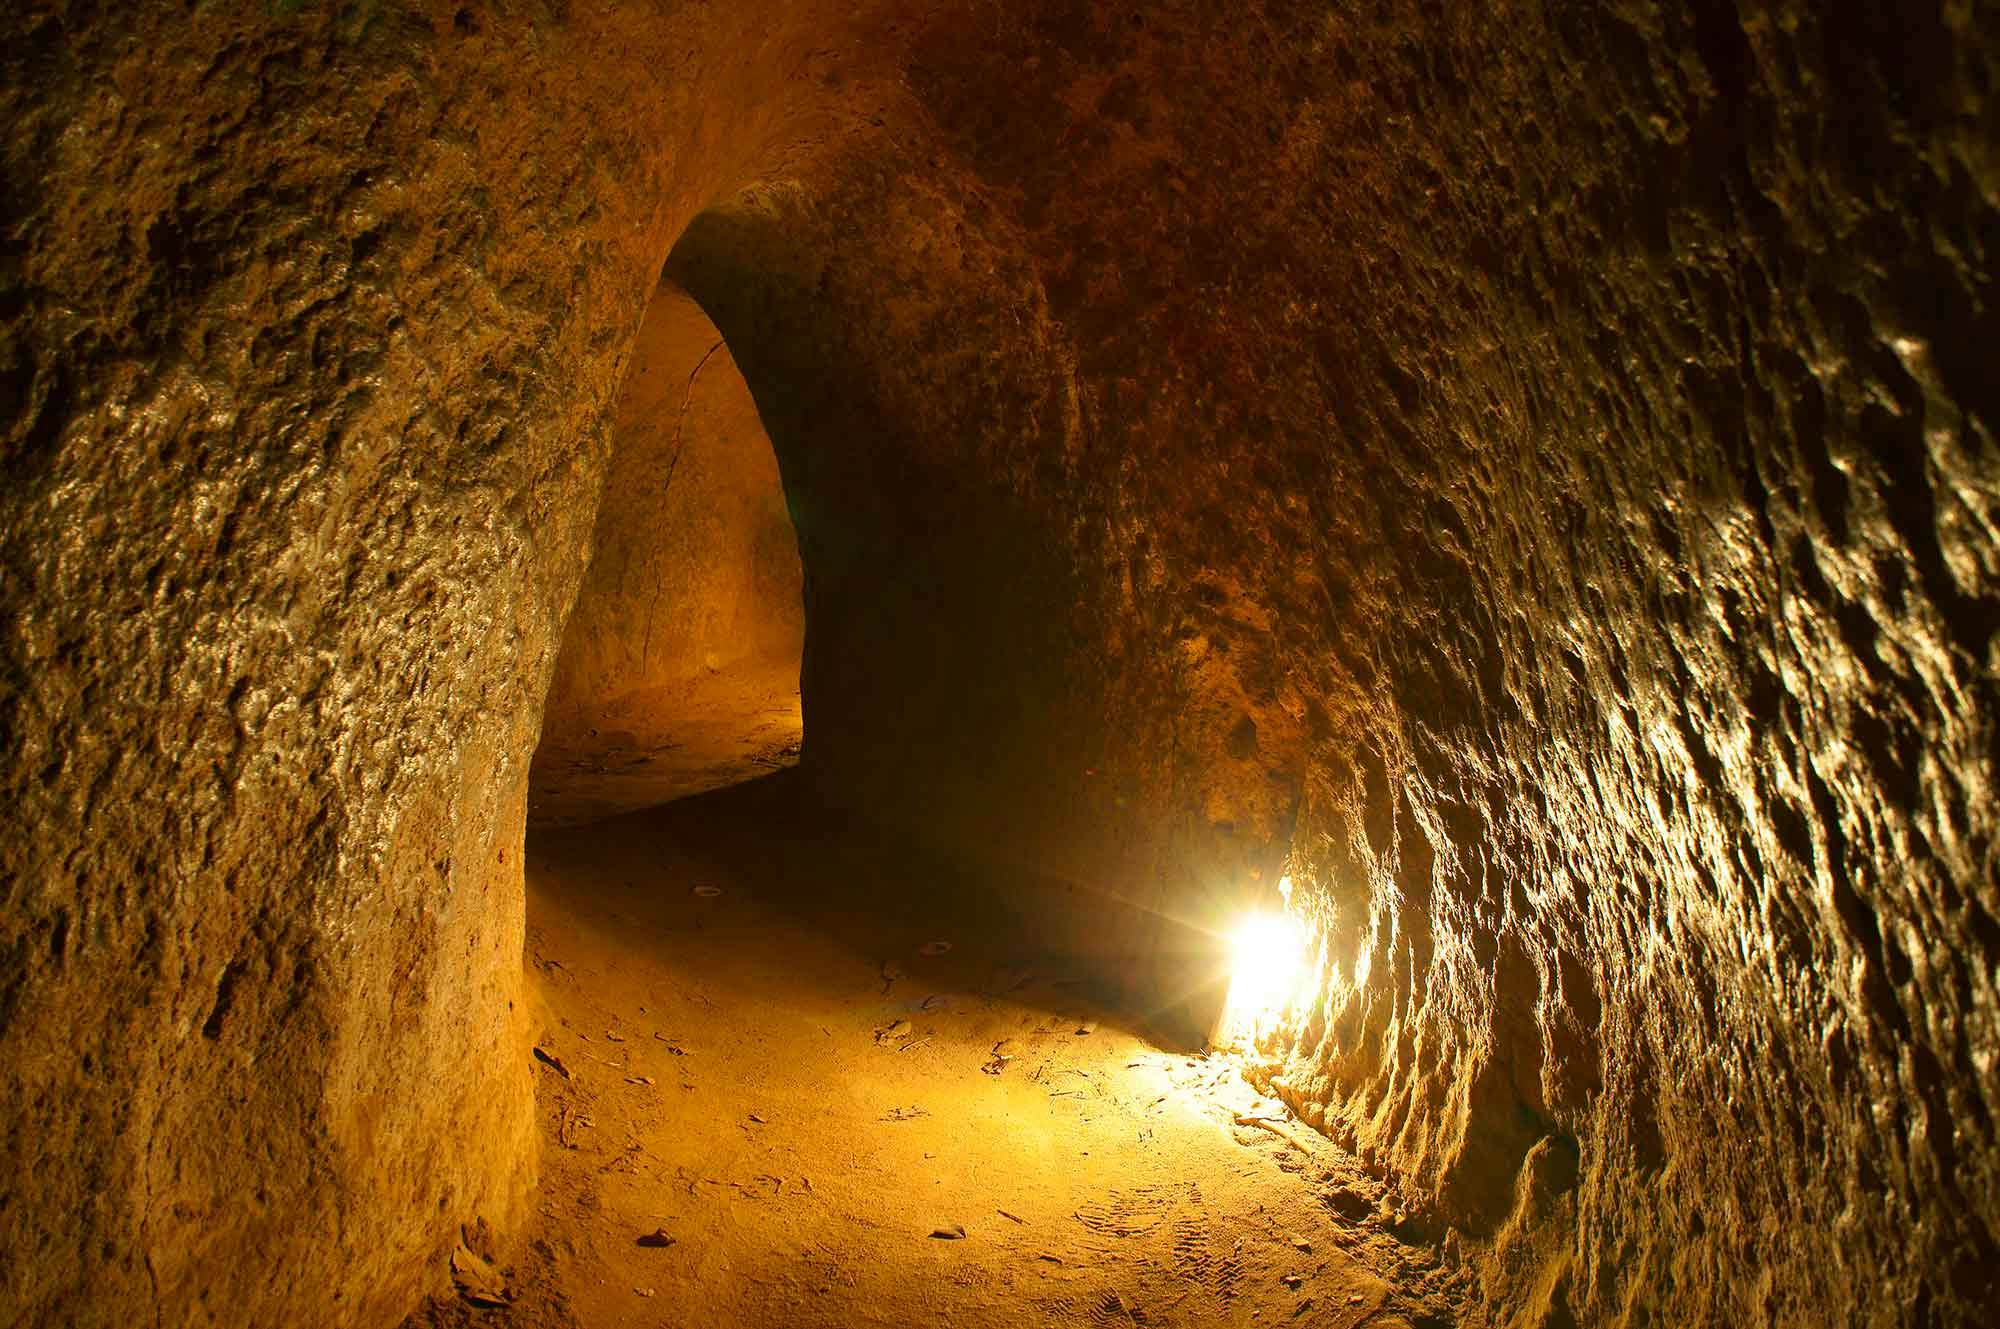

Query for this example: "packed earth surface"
[407,776,1456,1329]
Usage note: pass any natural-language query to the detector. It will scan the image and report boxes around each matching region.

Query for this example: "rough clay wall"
[0,3,872,1326]
[3,3,1996,1329]
[1204,8,2000,1326]
[538,283,802,744]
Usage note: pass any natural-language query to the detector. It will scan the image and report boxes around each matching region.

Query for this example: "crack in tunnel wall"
[0,1,1995,1327]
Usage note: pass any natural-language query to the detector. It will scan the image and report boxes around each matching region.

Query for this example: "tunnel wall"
[915,4,1999,1324]
[0,3,855,1325]
[530,283,804,818]
[0,7,640,1323]
[2,2,1995,1328]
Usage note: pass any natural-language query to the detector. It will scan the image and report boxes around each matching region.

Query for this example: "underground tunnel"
[2,3,1997,1328]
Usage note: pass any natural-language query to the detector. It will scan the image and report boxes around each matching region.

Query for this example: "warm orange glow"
[1218,904,1310,1047]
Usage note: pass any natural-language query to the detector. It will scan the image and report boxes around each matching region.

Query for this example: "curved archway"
[529,284,803,828]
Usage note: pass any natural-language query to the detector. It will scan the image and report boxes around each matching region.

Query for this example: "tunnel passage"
[529,284,804,828]
[1,3,1997,1329]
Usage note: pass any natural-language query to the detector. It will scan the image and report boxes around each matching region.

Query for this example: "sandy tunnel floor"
[410,779,1461,1329]
[527,657,804,830]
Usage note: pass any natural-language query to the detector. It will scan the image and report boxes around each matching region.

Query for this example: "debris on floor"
[555,1104,592,1149]
[449,1243,508,1308]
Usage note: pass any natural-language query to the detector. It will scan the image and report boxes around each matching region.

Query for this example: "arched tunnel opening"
[3,5,1997,1329]
[527,277,806,829]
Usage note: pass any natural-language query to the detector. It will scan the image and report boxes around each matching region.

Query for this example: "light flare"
[1218,906,1312,1046]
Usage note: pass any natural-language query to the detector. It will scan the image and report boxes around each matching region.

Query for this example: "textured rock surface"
[530,283,802,825]
[0,3,792,1325]
[3,1,1995,1327]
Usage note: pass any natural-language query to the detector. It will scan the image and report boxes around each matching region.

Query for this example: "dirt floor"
[527,659,803,829]
[406,776,1462,1328]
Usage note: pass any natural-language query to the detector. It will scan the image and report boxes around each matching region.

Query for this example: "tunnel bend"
[655,184,1294,1015]
[528,282,805,829]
